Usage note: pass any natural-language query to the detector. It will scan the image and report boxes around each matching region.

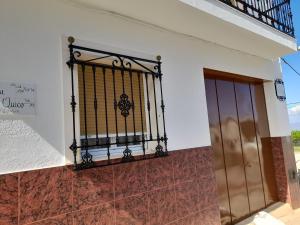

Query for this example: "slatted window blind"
[78,65,146,136]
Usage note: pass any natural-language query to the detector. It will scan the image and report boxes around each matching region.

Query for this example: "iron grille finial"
[68,36,75,44]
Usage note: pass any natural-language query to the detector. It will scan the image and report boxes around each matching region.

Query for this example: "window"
[67,37,168,169]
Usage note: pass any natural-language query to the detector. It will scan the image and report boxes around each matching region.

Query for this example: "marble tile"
[172,149,197,184]
[146,156,174,191]
[198,177,217,196]
[148,186,177,225]
[114,161,147,200]
[195,147,214,179]
[200,206,221,225]
[0,174,18,225]
[196,147,212,165]
[175,181,199,219]
[73,166,114,210]
[270,137,289,203]
[177,210,219,225]
[19,167,72,224]
[28,214,72,225]
[73,202,114,225]
[115,193,148,225]
[198,177,218,209]
[177,212,202,225]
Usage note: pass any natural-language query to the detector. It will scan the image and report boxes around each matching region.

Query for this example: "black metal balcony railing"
[219,0,294,37]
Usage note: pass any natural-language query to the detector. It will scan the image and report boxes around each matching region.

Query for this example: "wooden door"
[204,74,277,225]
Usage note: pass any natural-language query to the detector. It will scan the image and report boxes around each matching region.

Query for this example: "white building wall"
[0,0,291,174]
[264,60,291,137]
[69,0,297,59]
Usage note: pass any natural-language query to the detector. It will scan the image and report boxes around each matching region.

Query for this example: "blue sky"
[282,0,300,129]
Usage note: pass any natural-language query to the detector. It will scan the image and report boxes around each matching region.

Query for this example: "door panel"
[234,82,265,212]
[250,84,278,205]
[205,78,232,225]
[216,79,250,222]
[204,75,278,225]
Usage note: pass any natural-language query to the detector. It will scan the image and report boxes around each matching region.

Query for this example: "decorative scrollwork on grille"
[80,151,94,169]
[118,93,132,117]
[155,144,167,157]
[122,147,134,162]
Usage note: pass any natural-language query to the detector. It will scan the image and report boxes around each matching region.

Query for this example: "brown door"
[204,72,277,225]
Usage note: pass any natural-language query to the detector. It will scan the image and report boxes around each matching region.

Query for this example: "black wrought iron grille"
[67,37,168,170]
[219,0,294,37]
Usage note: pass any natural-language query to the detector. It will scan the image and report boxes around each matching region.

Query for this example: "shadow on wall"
[0,119,65,174]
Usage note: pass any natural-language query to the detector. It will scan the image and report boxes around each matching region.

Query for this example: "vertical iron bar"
[102,67,110,161]
[121,68,129,144]
[288,3,292,34]
[81,64,89,157]
[81,64,93,167]
[280,1,284,26]
[137,72,146,157]
[145,73,153,140]
[282,4,287,31]
[286,3,291,33]
[286,3,290,32]
[152,73,160,142]
[250,0,256,14]
[289,2,294,36]
[92,66,99,145]
[112,66,119,144]
[265,0,271,24]
[129,70,137,142]
[271,2,276,27]
[242,0,247,13]
[120,64,133,162]
[68,43,78,167]
[157,59,167,154]
[266,0,270,16]
[250,0,255,12]
[257,0,262,19]
[276,0,281,28]
[289,0,294,35]
[261,0,267,18]
[277,2,282,30]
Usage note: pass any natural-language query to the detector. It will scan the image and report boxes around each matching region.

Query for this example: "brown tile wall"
[0,147,221,225]
[271,136,300,209]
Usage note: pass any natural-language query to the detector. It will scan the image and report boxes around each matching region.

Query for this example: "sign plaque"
[0,82,36,115]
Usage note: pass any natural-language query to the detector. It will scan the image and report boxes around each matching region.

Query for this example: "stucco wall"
[69,0,297,58]
[0,0,291,174]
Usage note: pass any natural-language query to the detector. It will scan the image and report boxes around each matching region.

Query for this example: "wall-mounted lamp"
[274,79,286,101]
